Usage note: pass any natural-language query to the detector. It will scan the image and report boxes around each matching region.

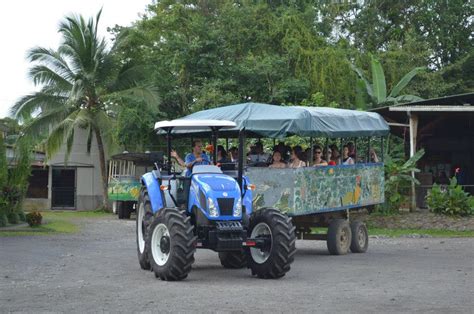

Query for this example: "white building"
[24,127,105,211]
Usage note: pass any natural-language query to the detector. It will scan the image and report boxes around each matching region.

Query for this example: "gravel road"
[1,215,473,313]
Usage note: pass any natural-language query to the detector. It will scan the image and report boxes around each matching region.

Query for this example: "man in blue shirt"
[185,140,210,176]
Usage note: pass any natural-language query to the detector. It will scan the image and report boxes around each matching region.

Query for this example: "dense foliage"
[109,0,473,127]
[426,178,474,216]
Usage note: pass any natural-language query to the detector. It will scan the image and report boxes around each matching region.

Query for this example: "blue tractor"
[136,119,296,281]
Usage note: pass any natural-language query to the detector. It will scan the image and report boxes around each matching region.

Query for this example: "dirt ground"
[1,215,473,313]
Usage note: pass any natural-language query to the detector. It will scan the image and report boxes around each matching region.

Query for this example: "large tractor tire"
[247,208,296,279]
[218,251,247,269]
[136,188,153,270]
[350,221,369,253]
[327,219,352,255]
[146,207,196,281]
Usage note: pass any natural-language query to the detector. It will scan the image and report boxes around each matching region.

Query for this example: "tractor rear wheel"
[218,251,247,269]
[327,219,352,255]
[136,188,152,270]
[248,208,296,279]
[146,207,196,281]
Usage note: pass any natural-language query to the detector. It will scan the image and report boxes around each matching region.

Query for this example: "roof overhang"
[389,105,474,112]
[154,119,236,131]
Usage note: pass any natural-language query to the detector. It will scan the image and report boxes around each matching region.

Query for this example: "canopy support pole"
[310,137,313,166]
[381,137,384,162]
[367,137,371,163]
[237,129,245,191]
[166,129,172,175]
[354,138,357,163]
[340,138,343,164]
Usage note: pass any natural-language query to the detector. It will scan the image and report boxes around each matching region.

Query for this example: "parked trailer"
[108,152,162,219]
[180,102,390,255]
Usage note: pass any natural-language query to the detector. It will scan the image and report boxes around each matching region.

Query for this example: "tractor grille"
[217,198,234,216]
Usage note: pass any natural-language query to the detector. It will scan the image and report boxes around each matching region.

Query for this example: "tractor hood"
[192,173,240,192]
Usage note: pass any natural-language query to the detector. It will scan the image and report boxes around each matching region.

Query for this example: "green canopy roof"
[179,103,389,138]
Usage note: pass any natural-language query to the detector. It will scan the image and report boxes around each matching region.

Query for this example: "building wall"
[47,127,106,210]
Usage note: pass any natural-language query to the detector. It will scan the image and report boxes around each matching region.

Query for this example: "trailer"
[108,152,162,219]
[180,103,390,254]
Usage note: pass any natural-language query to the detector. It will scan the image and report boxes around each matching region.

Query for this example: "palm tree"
[12,11,157,209]
[352,56,425,108]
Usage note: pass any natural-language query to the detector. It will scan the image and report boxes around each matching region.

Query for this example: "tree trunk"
[94,127,110,211]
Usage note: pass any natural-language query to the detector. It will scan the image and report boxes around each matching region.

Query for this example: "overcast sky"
[0,0,151,118]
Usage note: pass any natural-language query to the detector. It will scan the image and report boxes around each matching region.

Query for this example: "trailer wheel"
[146,207,196,281]
[327,219,352,255]
[136,188,152,270]
[350,221,368,253]
[218,251,247,269]
[248,208,296,279]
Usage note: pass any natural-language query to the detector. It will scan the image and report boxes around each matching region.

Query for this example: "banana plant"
[351,56,425,108]
[382,149,425,212]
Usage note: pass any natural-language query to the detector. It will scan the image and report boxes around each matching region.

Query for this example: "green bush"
[0,212,7,227]
[26,211,43,227]
[426,178,474,216]
[17,210,26,222]
[7,212,20,224]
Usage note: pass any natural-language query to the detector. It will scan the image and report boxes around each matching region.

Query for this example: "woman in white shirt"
[289,146,306,168]
[342,145,355,165]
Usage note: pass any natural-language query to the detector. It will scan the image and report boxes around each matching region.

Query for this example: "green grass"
[311,227,474,238]
[368,228,474,238]
[0,210,111,237]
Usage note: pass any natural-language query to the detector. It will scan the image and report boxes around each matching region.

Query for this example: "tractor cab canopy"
[155,119,236,133]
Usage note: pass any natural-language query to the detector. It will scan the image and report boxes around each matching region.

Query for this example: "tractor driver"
[185,140,210,176]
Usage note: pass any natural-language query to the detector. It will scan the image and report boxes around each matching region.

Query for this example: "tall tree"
[12,11,157,209]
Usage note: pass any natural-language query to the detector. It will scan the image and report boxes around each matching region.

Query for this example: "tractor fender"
[141,172,164,213]
[242,176,253,216]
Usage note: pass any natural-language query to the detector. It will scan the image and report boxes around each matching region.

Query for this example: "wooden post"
[409,112,418,212]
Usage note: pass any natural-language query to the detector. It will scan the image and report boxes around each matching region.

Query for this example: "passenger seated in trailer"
[269,151,287,169]
[323,147,337,166]
[312,145,328,166]
[369,148,379,163]
[330,144,341,165]
[184,140,210,176]
[216,145,229,163]
[289,145,306,168]
[347,141,356,159]
[228,147,238,162]
[342,145,355,165]
[248,141,270,165]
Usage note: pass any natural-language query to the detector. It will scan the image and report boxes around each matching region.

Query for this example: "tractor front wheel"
[247,208,296,279]
[146,207,196,281]
[136,188,152,270]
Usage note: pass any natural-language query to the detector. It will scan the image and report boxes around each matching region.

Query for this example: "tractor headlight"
[207,197,218,217]
[233,197,242,217]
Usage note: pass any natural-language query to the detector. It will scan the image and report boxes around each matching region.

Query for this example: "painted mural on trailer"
[108,178,141,201]
[246,163,384,216]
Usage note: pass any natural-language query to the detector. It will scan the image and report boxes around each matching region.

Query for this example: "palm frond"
[11,92,68,121]
[28,65,73,89]
[27,47,75,82]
